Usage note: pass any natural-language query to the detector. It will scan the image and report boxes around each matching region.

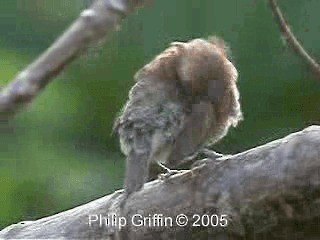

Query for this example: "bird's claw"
[199,148,225,159]
[191,150,232,168]
[158,169,180,180]
[157,162,180,180]
[183,148,225,163]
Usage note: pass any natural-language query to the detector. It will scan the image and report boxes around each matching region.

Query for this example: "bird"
[113,37,242,195]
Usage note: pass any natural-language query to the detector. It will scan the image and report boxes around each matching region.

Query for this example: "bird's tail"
[124,144,151,195]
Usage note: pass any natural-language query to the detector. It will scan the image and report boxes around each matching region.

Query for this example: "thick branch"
[1,125,320,239]
[0,0,149,118]
[268,0,320,79]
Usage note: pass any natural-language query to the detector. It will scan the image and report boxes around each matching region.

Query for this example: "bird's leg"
[157,162,180,180]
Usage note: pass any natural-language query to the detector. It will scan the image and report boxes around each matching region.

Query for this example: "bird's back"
[114,77,189,158]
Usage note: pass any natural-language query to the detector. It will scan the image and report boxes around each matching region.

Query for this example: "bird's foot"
[191,149,232,168]
[157,162,180,180]
[183,148,225,163]
[183,151,202,162]
[200,148,225,159]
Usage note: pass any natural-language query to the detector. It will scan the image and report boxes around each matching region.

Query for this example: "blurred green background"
[0,0,320,229]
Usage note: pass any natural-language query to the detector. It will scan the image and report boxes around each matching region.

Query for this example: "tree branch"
[0,0,150,118]
[1,125,319,239]
[268,0,320,80]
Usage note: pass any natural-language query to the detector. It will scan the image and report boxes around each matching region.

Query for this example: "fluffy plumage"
[114,37,242,194]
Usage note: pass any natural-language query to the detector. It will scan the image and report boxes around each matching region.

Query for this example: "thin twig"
[0,0,150,118]
[268,0,320,79]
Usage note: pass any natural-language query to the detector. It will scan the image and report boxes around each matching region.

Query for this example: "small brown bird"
[114,37,242,195]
